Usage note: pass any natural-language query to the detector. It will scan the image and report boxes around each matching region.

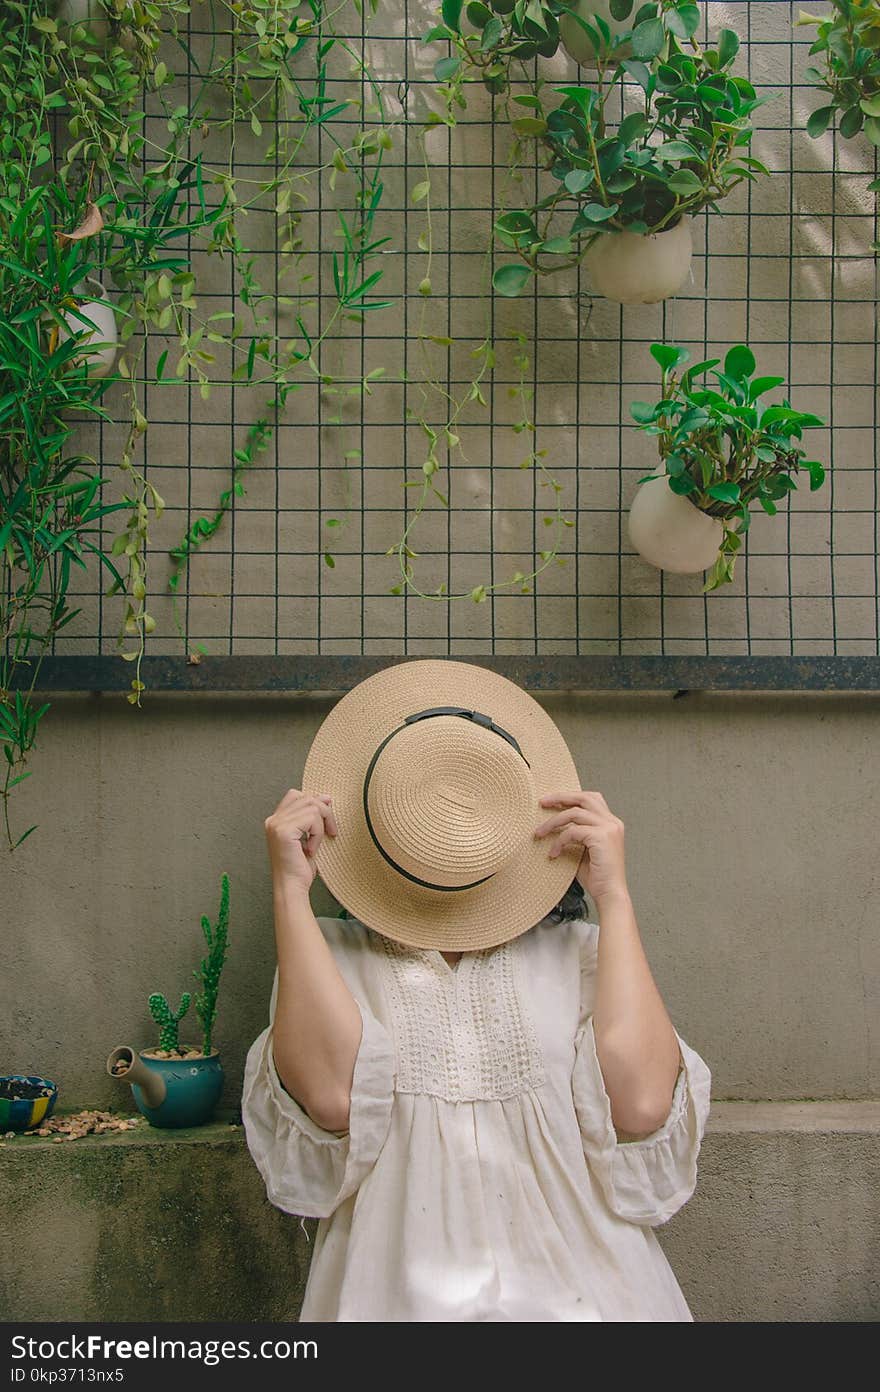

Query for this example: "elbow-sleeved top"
[241,913,712,1322]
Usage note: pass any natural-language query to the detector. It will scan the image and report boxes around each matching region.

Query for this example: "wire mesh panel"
[34,2,880,677]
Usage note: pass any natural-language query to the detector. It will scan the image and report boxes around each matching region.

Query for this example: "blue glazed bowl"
[0,1075,59,1132]
[132,1051,224,1128]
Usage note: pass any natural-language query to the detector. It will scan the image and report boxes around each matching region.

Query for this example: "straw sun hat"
[301,659,585,951]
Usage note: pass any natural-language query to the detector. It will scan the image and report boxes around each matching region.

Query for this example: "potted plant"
[54,276,119,380]
[490,9,768,302]
[0,1075,58,1132]
[107,872,230,1127]
[559,0,635,66]
[423,1,565,96]
[627,343,827,591]
[799,0,880,251]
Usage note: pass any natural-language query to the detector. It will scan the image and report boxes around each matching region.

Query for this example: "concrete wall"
[3,688,878,1110]
[3,1105,878,1322]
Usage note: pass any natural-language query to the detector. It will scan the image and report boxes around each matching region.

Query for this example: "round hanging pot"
[585,217,693,305]
[628,473,724,574]
[59,277,118,380]
[560,0,632,66]
[56,0,111,41]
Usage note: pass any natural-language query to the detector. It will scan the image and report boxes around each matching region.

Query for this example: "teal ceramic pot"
[0,1075,58,1131]
[132,1050,224,1128]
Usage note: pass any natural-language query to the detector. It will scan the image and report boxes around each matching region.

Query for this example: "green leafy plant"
[1,0,397,848]
[799,0,880,249]
[488,10,769,293]
[629,343,827,591]
[424,0,567,96]
[148,991,192,1052]
[192,871,230,1056]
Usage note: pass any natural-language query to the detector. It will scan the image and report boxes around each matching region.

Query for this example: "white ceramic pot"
[56,0,110,41]
[59,278,118,379]
[584,216,692,305]
[627,473,723,574]
[560,1,633,66]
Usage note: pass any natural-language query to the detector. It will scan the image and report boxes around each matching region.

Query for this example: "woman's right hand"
[264,788,338,893]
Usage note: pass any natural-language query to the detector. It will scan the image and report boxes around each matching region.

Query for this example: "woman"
[241,659,712,1322]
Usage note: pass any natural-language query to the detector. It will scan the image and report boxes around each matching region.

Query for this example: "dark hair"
[544,875,590,925]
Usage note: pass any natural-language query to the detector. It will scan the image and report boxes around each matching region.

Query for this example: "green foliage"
[424,0,565,94]
[1,0,397,848]
[799,1,880,250]
[192,872,230,1056]
[148,991,192,1052]
[629,343,827,591]
[484,5,768,293]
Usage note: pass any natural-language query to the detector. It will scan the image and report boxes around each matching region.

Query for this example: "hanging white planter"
[585,216,693,305]
[56,0,111,41]
[58,278,118,380]
[628,473,724,574]
[560,1,633,66]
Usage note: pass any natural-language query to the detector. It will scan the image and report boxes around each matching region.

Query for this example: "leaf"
[621,60,652,90]
[411,180,430,203]
[630,401,658,423]
[442,0,463,32]
[563,169,594,195]
[840,105,864,139]
[650,343,691,371]
[716,28,740,68]
[618,111,648,146]
[58,201,104,243]
[579,202,619,221]
[807,105,834,137]
[512,117,548,136]
[707,481,741,503]
[434,55,461,81]
[864,116,880,146]
[724,344,756,380]
[748,374,785,400]
[667,169,703,194]
[492,263,532,296]
[860,94,880,117]
[657,140,701,160]
[609,0,633,19]
[631,17,664,59]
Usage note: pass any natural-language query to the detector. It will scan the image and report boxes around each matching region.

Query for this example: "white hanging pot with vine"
[58,277,118,380]
[627,473,724,574]
[56,0,111,41]
[560,0,633,67]
[585,216,693,305]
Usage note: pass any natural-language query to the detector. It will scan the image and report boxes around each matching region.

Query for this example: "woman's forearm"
[270,874,363,1132]
[590,887,683,1137]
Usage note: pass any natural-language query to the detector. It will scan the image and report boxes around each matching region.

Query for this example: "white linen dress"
[241,911,712,1322]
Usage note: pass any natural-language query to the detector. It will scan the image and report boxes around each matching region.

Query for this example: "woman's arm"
[589,885,682,1138]
[264,790,362,1133]
[535,791,682,1139]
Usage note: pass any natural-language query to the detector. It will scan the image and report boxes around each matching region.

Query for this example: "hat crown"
[365,716,535,888]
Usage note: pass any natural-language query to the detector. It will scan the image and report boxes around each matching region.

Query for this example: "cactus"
[192,871,229,1055]
[148,991,191,1052]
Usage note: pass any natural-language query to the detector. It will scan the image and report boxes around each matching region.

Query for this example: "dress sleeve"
[241,965,396,1220]
[570,919,712,1228]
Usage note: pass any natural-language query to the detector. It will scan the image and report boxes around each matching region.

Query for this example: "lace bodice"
[376,932,546,1101]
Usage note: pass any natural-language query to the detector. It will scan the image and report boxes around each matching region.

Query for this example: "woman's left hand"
[534,790,629,906]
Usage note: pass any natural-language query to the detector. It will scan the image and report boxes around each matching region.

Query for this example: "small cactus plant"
[148,992,191,1052]
[193,871,229,1055]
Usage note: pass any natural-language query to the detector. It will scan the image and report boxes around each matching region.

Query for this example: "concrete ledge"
[2,1105,878,1322]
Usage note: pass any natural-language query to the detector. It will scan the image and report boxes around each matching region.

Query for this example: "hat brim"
[301,659,584,951]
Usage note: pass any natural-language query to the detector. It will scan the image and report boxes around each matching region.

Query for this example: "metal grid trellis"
[15,2,880,693]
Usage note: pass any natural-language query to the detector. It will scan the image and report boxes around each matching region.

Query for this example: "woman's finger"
[539,789,606,808]
[548,823,588,858]
[534,806,596,838]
